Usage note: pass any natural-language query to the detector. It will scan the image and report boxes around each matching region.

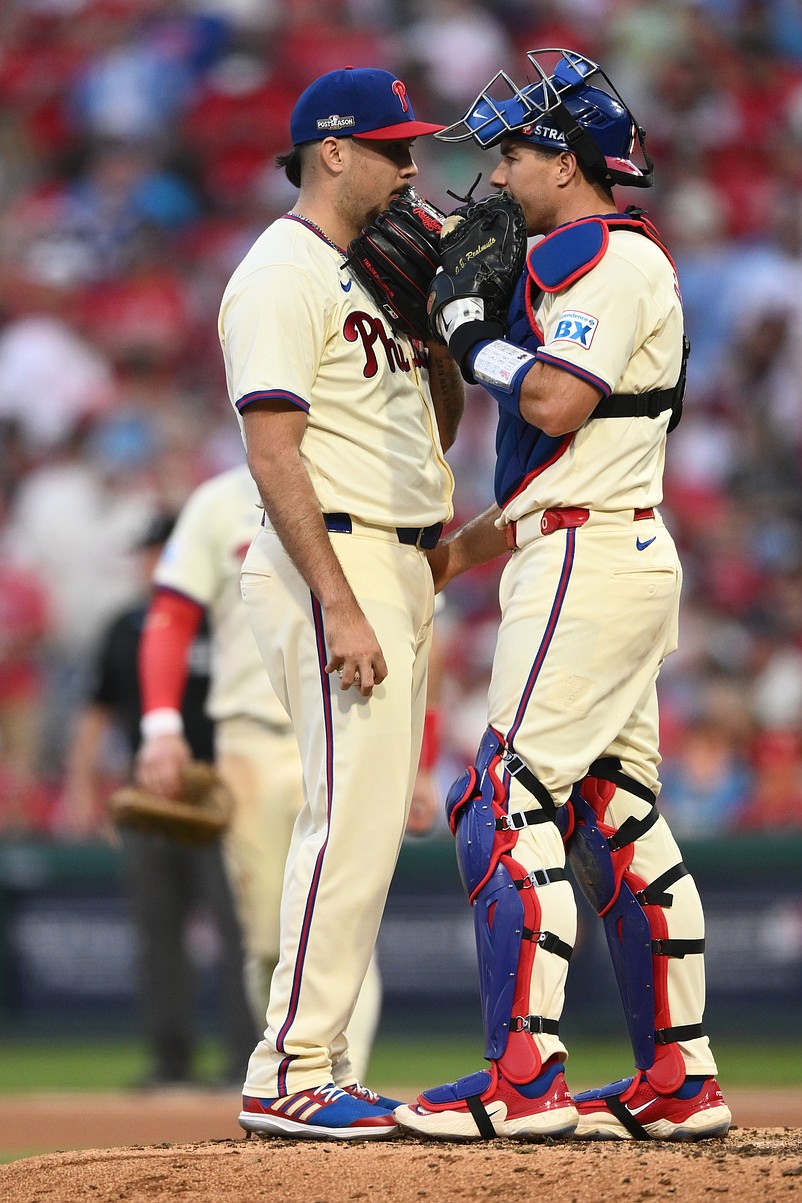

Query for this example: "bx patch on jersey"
[552,310,598,348]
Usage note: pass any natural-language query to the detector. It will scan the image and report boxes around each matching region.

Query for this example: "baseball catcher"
[109,761,233,845]
[393,48,727,1146]
[344,187,446,340]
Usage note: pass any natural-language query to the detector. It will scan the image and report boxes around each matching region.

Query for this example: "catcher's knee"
[446,728,558,900]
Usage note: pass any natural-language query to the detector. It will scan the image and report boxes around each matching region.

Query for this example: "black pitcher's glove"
[428,191,528,376]
[344,188,446,340]
[108,762,233,845]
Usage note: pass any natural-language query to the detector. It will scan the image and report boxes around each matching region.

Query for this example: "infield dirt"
[1,1088,801,1202]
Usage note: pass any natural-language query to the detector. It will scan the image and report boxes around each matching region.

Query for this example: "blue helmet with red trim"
[437,49,653,189]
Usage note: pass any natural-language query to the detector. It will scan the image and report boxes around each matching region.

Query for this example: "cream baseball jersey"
[153,465,290,728]
[500,226,683,523]
[218,215,454,528]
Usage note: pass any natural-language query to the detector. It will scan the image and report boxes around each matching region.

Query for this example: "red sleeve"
[139,588,204,714]
[420,709,442,770]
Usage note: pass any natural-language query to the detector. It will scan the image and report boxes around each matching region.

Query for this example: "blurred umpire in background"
[63,513,255,1089]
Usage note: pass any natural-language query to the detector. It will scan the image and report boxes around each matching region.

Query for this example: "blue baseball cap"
[290,66,444,146]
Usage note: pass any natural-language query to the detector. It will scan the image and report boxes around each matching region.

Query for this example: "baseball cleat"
[342,1081,404,1109]
[573,1071,732,1141]
[239,1082,398,1139]
[394,1060,578,1141]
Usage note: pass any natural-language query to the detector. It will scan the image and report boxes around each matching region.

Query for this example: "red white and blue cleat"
[239,1082,398,1139]
[394,1060,578,1141]
[573,1071,732,1141]
[342,1082,404,1110]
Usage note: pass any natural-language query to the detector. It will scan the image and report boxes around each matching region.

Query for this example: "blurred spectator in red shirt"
[737,728,802,831]
[0,491,51,833]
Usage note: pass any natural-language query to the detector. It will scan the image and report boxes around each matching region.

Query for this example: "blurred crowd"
[2,0,802,842]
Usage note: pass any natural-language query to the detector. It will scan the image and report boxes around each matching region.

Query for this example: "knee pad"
[568,760,706,1092]
[447,730,571,1081]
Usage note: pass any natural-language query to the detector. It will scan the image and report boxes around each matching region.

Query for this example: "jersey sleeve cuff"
[235,389,310,413]
[535,350,611,398]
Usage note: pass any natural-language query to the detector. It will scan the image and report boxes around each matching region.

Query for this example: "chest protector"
[526,208,689,433]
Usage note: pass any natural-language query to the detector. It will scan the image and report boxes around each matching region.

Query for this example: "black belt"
[323,512,443,550]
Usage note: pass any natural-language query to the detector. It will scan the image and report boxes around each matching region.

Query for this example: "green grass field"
[0,1035,800,1094]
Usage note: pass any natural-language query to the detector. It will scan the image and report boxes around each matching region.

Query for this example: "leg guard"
[567,759,707,1092]
[447,729,572,1083]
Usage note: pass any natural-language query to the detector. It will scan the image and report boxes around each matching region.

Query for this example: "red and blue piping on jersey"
[283,213,345,254]
[275,592,335,1093]
[499,431,574,509]
[505,527,578,749]
[236,388,309,414]
[535,351,610,397]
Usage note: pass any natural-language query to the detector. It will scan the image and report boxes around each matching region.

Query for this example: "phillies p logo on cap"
[290,67,445,145]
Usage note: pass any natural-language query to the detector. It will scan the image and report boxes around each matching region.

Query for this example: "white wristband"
[472,339,537,393]
[140,708,184,741]
[437,295,485,342]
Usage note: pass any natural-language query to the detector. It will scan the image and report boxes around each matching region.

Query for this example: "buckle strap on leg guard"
[510,1014,560,1035]
[523,927,574,961]
[607,807,659,852]
[588,757,657,807]
[652,938,705,958]
[501,750,557,821]
[513,867,566,889]
[636,862,688,907]
[655,1023,705,1045]
[495,810,554,832]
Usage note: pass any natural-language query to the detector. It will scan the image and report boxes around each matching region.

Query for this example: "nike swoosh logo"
[629,1097,659,1116]
[340,278,352,292]
[636,536,656,551]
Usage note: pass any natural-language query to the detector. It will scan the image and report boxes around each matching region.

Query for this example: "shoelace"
[348,1083,379,1104]
[311,1084,348,1105]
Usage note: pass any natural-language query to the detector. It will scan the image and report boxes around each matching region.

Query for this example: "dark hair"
[276,148,302,188]
[529,140,613,196]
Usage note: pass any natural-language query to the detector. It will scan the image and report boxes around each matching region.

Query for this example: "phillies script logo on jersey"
[343,311,427,376]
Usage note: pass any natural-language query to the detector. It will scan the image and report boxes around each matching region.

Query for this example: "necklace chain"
[288,212,345,255]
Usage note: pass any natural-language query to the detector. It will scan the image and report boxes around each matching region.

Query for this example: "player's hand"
[406,766,439,836]
[135,732,193,799]
[323,601,388,697]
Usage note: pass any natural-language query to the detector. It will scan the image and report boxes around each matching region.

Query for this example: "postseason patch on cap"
[316,113,356,133]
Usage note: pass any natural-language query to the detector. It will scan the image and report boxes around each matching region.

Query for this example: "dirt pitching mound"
[2,1127,802,1203]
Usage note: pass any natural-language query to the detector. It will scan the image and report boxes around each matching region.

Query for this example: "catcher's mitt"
[344,188,446,340]
[428,191,528,359]
[108,762,233,846]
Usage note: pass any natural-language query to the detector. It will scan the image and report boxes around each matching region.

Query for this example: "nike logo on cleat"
[340,278,352,292]
[628,1097,659,1116]
[636,536,656,551]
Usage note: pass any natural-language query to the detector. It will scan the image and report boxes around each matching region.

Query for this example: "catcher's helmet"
[437,49,653,189]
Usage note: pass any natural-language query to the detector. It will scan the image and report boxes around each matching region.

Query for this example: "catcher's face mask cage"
[436,48,654,189]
